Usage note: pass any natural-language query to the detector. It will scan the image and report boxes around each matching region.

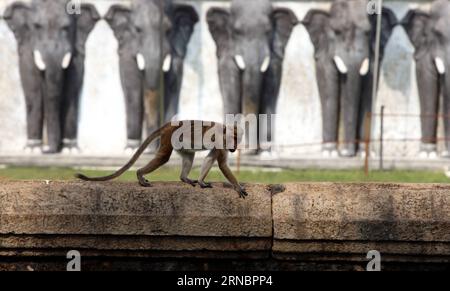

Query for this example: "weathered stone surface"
[2,181,450,270]
[273,183,450,259]
[0,181,272,256]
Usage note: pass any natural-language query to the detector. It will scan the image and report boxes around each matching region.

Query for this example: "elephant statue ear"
[302,9,331,57]
[3,2,31,43]
[369,7,398,60]
[104,5,132,43]
[271,8,298,59]
[171,4,199,58]
[206,7,231,58]
[74,4,101,55]
[401,10,430,58]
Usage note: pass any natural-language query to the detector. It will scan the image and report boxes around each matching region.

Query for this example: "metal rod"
[236,150,241,174]
[159,0,165,125]
[364,112,371,176]
[366,0,384,175]
[379,105,385,170]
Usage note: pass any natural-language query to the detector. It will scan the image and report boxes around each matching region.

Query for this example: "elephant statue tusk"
[136,53,146,71]
[260,56,271,73]
[333,56,348,74]
[33,50,46,71]
[359,58,370,76]
[61,52,72,69]
[435,57,446,75]
[234,55,246,71]
[162,54,172,72]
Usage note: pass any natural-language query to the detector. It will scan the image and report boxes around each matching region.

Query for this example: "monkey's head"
[224,124,244,153]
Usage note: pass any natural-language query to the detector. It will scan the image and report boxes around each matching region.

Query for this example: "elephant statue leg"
[144,89,161,154]
[20,57,44,154]
[164,57,183,123]
[316,62,340,158]
[260,58,282,158]
[442,74,450,158]
[119,55,144,154]
[61,57,83,155]
[42,78,64,154]
[219,57,254,154]
[416,57,440,159]
[219,57,241,118]
[260,55,296,159]
[358,72,377,159]
[341,71,362,158]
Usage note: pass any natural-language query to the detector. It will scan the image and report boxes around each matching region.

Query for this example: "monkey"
[75,120,249,199]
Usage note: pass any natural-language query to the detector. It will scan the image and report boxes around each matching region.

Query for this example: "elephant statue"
[302,0,397,157]
[207,0,298,155]
[401,0,450,158]
[105,0,199,152]
[4,0,100,154]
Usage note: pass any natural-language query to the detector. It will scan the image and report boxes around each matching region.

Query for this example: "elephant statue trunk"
[241,68,262,115]
[140,43,173,149]
[340,59,366,157]
[138,35,172,90]
[236,40,271,153]
[43,76,64,153]
[237,42,271,115]
[139,53,172,89]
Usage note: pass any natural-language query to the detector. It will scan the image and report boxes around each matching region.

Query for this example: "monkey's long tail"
[75,128,163,182]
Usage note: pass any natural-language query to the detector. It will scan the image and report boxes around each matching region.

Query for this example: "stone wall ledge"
[1,181,450,270]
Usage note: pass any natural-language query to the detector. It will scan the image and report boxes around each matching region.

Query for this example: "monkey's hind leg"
[197,150,219,189]
[179,151,197,187]
[137,150,172,187]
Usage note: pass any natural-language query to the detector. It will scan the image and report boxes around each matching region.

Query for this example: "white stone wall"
[0,0,435,157]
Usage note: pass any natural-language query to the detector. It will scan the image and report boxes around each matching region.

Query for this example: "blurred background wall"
[0,0,436,157]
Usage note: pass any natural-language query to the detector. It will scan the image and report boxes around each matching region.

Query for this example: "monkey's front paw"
[238,188,249,199]
[199,181,213,189]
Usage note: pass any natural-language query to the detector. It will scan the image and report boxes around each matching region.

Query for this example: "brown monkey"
[76,120,248,198]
